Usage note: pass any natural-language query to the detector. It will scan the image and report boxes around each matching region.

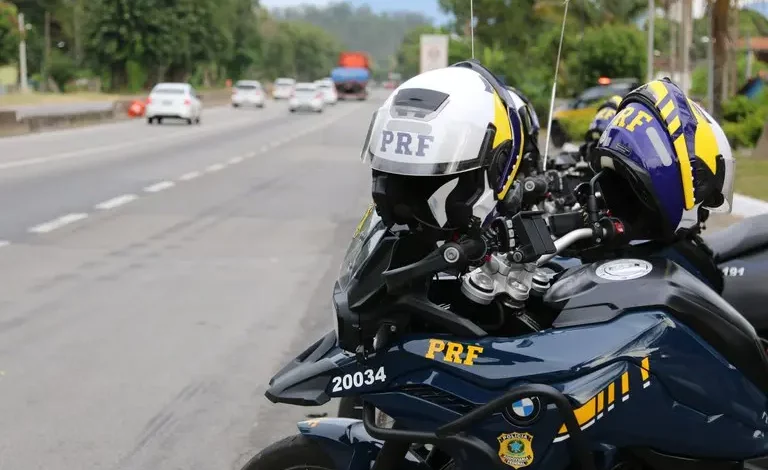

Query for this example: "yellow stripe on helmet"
[687,98,719,173]
[492,92,523,201]
[648,81,669,105]
[673,135,696,209]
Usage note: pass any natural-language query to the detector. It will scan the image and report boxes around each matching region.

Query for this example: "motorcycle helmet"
[506,85,542,173]
[585,95,622,142]
[592,78,735,240]
[360,60,525,236]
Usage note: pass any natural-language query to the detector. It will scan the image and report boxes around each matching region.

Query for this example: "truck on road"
[331,51,370,101]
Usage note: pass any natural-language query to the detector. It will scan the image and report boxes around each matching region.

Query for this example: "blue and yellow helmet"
[585,95,623,142]
[593,78,734,238]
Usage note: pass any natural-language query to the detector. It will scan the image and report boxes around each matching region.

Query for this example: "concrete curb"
[0,89,233,138]
[733,193,768,218]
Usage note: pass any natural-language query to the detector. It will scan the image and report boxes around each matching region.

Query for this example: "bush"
[48,50,78,90]
[722,90,768,149]
[557,114,594,143]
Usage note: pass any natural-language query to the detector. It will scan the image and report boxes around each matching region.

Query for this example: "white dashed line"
[229,156,244,165]
[144,181,175,193]
[247,151,257,158]
[206,163,224,173]
[95,194,137,210]
[179,171,201,181]
[29,213,88,234]
[0,240,10,249]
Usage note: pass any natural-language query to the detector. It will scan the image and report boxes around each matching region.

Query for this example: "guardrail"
[0,88,234,137]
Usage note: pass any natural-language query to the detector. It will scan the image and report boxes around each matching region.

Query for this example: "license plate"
[162,100,172,105]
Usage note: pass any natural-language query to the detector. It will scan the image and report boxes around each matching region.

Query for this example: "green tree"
[0,1,20,65]
[567,24,646,92]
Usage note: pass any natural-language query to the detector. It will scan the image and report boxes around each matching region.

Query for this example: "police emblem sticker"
[595,259,653,281]
[498,432,534,469]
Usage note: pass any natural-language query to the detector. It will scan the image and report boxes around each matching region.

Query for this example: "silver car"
[289,83,324,113]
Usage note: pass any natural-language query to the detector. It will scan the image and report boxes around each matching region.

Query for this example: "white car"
[315,79,338,105]
[273,78,296,100]
[146,83,202,125]
[232,80,265,108]
[289,83,324,113]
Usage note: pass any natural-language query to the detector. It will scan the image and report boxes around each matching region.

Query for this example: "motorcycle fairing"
[296,417,430,470]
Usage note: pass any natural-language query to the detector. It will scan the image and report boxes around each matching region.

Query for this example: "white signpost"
[420,34,449,74]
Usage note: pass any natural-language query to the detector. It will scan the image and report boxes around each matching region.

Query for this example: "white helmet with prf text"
[360,60,526,237]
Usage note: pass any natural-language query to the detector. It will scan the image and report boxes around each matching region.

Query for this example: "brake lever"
[383,240,483,292]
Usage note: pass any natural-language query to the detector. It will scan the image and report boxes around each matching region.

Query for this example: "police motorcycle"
[245,181,768,470]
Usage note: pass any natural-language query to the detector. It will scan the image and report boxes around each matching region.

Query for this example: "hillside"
[270,2,433,71]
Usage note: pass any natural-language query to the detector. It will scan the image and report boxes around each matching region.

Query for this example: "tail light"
[146,97,152,104]
[316,93,323,100]
[184,98,191,106]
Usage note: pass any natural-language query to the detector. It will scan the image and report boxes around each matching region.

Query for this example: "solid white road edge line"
[144,181,175,193]
[29,213,88,234]
[179,171,201,181]
[94,194,138,210]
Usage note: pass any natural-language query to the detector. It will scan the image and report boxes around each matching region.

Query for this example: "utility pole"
[746,30,753,80]
[712,0,729,120]
[647,0,656,82]
[43,10,51,92]
[729,0,739,96]
[18,13,29,92]
[668,0,677,83]
[680,0,692,93]
[706,12,715,114]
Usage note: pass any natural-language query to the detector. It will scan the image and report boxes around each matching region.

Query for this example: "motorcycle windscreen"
[337,204,396,308]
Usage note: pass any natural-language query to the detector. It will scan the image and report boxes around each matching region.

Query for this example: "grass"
[0,91,129,107]
[734,149,768,200]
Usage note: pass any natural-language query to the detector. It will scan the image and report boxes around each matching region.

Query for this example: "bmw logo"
[503,396,542,426]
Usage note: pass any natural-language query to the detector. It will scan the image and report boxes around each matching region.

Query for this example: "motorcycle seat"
[704,214,768,262]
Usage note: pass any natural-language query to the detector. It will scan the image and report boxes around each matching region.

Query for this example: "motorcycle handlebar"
[383,237,487,291]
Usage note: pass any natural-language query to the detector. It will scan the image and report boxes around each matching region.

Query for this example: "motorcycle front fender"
[297,417,430,470]
[265,330,345,406]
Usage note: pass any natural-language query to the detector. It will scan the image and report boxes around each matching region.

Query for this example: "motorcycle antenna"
[470,0,475,59]
[542,0,571,172]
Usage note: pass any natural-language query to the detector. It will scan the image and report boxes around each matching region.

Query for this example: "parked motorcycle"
[243,191,768,470]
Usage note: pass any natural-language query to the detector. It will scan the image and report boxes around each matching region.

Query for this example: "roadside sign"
[420,34,449,74]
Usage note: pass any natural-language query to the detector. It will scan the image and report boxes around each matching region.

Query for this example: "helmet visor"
[360,91,496,176]
[707,154,734,213]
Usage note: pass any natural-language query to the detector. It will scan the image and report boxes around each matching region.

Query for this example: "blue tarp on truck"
[330,67,370,83]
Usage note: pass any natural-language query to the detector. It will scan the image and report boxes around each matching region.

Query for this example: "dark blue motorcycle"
[242,204,768,470]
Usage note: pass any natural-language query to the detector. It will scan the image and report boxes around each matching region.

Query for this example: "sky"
[259,0,451,23]
[259,0,767,23]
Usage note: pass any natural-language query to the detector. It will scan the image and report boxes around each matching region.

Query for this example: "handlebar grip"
[383,238,486,291]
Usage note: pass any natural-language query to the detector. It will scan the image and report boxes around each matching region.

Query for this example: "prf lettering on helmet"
[380,130,435,157]
[425,339,484,365]
[595,107,617,121]
[612,106,653,132]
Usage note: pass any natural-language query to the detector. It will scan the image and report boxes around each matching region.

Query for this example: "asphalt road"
[0,90,741,470]
[0,95,378,469]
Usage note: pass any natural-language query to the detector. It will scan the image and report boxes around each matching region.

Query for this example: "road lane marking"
[179,171,201,181]
[95,194,137,210]
[260,145,269,152]
[29,213,88,233]
[247,151,257,158]
[229,156,244,165]
[144,181,175,193]
[206,163,224,173]
[0,241,9,249]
